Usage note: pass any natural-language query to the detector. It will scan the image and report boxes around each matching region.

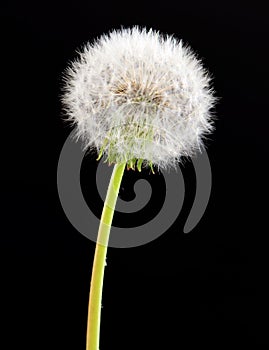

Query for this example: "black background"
[1,1,268,349]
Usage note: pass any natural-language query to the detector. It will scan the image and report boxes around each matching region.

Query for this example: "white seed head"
[62,26,216,171]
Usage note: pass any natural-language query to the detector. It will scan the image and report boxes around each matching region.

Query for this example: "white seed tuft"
[62,26,216,171]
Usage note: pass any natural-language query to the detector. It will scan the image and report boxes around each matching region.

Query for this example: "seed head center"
[112,80,164,106]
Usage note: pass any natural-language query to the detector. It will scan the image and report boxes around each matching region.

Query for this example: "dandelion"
[61,26,216,350]
[62,26,215,172]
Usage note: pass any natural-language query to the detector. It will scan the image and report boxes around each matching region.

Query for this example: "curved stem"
[86,162,126,350]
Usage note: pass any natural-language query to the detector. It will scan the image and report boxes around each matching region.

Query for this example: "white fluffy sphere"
[62,27,216,171]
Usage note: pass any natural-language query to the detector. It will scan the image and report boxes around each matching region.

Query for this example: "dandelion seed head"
[62,26,216,171]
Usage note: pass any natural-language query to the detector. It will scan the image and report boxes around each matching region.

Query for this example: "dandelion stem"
[86,162,126,350]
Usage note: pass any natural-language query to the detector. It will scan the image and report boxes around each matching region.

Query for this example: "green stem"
[86,162,126,350]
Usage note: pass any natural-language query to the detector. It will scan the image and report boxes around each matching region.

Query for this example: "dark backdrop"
[1,1,268,349]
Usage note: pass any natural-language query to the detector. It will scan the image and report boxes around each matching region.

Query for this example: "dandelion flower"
[61,26,216,350]
[62,26,215,171]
